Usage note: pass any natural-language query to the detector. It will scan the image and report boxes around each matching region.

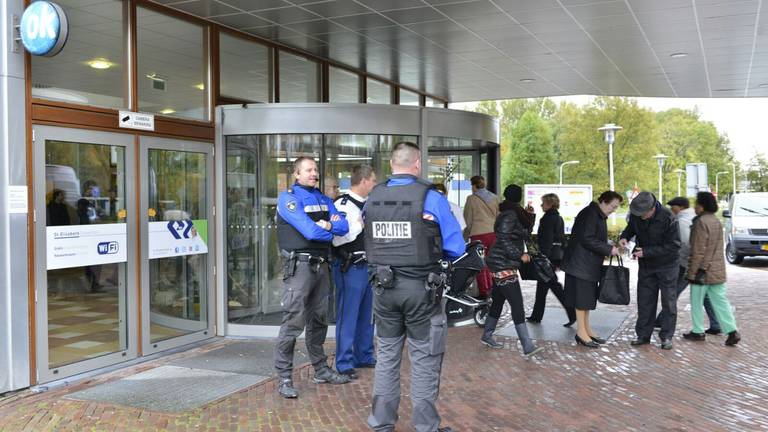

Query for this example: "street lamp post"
[598,123,622,225]
[674,169,685,197]
[715,171,729,198]
[559,160,580,184]
[731,162,737,196]
[653,153,668,203]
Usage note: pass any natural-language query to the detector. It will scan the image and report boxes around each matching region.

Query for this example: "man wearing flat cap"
[619,191,681,350]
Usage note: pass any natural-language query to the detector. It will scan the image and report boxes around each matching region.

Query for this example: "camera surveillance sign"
[148,219,208,259]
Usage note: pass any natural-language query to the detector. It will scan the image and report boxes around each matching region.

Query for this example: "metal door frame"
[33,125,138,383]
[139,136,215,354]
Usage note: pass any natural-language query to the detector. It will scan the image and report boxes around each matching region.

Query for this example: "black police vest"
[276,188,331,257]
[334,193,366,255]
[364,175,442,273]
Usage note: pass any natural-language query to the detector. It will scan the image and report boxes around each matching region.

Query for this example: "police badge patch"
[286,200,297,212]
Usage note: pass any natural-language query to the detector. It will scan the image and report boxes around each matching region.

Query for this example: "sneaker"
[682,331,705,341]
[725,330,741,346]
[338,368,358,380]
[278,378,298,399]
[705,328,722,335]
[660,338,673,350]
[313,366,351,384]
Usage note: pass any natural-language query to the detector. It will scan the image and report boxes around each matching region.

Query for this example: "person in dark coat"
[619,191,681,350]
[527,193,577,326]
[562,191,622,348]
[479,184,543,357]
[47,189,72,226]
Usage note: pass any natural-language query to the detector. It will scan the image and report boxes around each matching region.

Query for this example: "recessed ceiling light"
[670,52,688,58]
[519,78,536,83]
[194,83,205,90]
[160,108,175,114]
[87,58,113,69]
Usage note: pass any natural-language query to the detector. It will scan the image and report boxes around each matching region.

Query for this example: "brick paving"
[1,259,768,431]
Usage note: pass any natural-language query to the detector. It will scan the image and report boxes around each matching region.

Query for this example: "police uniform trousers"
[368,276,447,432]
[274,261,330,378]
[636,265,678,340]
[332,261,375,373]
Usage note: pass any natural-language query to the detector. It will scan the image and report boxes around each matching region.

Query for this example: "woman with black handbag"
[479,184,544,357]
[561,191,622,348]
[527,193,577,326]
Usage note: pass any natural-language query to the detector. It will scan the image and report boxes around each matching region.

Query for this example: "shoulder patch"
[286,200,297,212]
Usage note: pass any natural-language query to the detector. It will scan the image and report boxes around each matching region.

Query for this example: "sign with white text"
[46,224,127,270]
[20,1,69,57]
[148,220,208,259]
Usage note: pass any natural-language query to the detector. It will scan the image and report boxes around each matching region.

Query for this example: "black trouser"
[488,279,525,325]
[655,266,721,331]
[529,278,576,322]
[636,267,678,340]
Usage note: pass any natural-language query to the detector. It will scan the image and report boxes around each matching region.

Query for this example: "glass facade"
[220,33,270,103]
[426,97,444,108]
[329,67,360,103]
[32,0,126,108]
[399,88,420,106]
[279,51,320,102]
[366,78,392,104]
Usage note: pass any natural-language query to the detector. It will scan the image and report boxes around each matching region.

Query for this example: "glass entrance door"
[140,137,214,353]
[427,151,478,208]
[33,125,137,383]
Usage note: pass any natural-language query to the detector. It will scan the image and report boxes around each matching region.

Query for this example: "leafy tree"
[502,111,556,186]
[745,152,768,192]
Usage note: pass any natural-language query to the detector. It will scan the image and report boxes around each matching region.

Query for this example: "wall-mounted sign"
[20,1,69,57]
[46,223,127,270]
[118,111,155,131]
[148,219,208,259]
[7,186,28,214]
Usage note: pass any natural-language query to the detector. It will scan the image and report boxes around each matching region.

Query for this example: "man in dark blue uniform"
[365,142,464,432]
[274,156,351,399]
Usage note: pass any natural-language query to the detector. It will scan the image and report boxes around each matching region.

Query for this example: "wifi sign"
[97,241,119,255]
[19,2,69,57]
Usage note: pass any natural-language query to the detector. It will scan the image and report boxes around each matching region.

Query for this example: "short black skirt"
[564,273,600,310]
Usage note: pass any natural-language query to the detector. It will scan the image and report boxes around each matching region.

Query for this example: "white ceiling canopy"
[154,0,768,102]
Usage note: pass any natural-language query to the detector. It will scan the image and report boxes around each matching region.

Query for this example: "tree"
[502,111,557,187]
[746,152,768,191]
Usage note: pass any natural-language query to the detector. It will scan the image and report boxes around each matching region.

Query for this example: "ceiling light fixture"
[194,83,205,90]
[160,108,175,114]
[87,58,113,69]
[519,78,536,83]
[670,52,688,58]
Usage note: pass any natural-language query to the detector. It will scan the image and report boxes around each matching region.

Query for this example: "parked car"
[723,192,768,264]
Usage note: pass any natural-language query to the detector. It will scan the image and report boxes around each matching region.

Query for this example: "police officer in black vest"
[365,142,464,432]
[274,156,352,398]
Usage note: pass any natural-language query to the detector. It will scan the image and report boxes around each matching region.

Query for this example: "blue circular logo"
[20,1,69,57]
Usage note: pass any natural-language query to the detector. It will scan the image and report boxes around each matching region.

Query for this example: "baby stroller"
[444,241,490,327]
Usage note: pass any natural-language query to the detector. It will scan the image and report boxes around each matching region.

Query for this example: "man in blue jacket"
[274,156,351,398]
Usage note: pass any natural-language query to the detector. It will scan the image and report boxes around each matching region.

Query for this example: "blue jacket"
[277,184,349,243]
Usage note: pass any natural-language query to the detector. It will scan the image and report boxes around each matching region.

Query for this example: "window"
[137,7,207,120]
[329,67,360,103]
[399,88,420,106]
[366,78,391,104]
[220,33,270,103]
[279,51,320,102]
[31,0,126,108]
[425,97,444,108]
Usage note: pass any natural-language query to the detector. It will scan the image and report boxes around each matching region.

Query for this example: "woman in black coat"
[561,191,622,348]
[527,193,577,326]
[479,184,543,357]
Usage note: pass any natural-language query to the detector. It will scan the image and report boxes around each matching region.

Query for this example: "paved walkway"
[1,259,767,431]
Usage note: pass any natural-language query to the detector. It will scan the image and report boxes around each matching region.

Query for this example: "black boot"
[515,323,544,356]
[481,316,504,348]
[278,378,298,398]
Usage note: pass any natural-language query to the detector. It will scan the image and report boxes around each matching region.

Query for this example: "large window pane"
[426,97,444,108]
[220,33,270,103]
[137,7,206,120]
[279,51,320,102]
[329,67,360,103]
[399,88,420,106]
[32,0,125,108]
[366,78,391,104]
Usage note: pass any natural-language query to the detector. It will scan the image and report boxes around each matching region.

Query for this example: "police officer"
[274,156,352,399]
[332,165,378,380]
[365,142,464,432]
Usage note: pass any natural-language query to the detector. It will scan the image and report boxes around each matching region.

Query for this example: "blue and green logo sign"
[20,1,69,57]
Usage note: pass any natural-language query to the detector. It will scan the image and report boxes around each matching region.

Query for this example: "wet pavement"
[1,259,767,431]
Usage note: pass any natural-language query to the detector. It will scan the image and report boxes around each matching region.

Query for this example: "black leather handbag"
[519,252,557,284]
[598,256,630,305]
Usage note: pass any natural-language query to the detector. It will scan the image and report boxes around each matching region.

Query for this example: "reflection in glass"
[148,150,208,342]
[366,78,391,104]
[220,33,270,103]
[32,1,125,108]
[45,140,126,368]
[329,67,360,103]
[399,89,420,106]
[137,7,206,120]
[428,153,475,208]
[279,51,320,102]
[425,97,444,108]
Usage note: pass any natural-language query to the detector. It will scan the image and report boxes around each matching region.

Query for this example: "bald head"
[390,141,421,175]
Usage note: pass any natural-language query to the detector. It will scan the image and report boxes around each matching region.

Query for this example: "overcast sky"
[451,96,766,165]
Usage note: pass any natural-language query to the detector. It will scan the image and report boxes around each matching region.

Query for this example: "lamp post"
[731,162,737,195]
[674,169,685,197]
[715,171,728,198]
[559,160,580,184]
[653,153,668,203]
[598,123,622,225]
